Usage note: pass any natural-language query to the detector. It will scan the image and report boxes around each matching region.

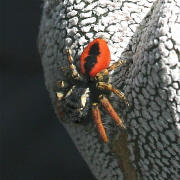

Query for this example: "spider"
[56,38,129,143]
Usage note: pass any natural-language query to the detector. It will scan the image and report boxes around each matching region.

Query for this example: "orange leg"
[92,103,108,143]
[97,82,129,106]
[99,95,126,129]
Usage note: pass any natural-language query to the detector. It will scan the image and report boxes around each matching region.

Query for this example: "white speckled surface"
[38,0,180,179]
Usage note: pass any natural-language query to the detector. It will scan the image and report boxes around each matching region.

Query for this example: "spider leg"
[95,60,126,81]
[55,100,64,119]
[107,59,126,72]
[56,48,82,100]
[99,95,126,129]
[55,80,68,100]
[97,82,129,106]
[92,103,108,143]
[66,48,81,80]
[55,80,69,119]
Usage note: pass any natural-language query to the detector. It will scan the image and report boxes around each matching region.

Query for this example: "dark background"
[1,1,95,180]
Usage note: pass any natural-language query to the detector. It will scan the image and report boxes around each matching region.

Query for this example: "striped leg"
[95,60,126,81]
[97,82,129,106]
[66,49,81,80]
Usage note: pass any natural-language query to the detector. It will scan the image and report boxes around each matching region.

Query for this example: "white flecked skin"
[38,0,180,180]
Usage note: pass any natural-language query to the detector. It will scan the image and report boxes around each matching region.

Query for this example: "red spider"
[56,38,129,143]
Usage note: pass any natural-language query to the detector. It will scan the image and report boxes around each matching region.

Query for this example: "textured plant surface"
[38,0,180,179]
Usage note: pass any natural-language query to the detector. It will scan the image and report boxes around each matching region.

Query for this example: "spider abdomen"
[80,38,110,77]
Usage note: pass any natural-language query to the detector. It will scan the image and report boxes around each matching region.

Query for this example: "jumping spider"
[56,38,129,143]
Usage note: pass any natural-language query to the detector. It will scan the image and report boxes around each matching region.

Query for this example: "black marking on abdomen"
[84,43,100,75]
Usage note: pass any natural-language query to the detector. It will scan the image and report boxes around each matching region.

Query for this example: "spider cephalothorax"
[56,38,129,143]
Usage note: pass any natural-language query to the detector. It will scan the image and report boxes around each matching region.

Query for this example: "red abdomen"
[80,38,110,77]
